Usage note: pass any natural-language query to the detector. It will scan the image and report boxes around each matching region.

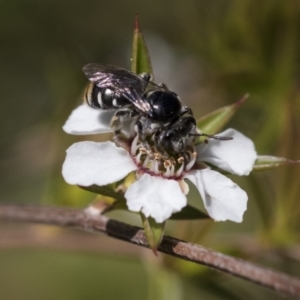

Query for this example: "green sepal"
[79,184,128,212]
[197,94,248,135]
[85,195,119,214]
[170,205,210,220]
[252,155,300,172]
[131,15,153,75]
[141,214,165,255]
[79,184,126,202]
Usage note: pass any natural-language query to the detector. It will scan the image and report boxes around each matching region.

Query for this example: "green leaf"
[79,184,126,202]
[141,214,165,255]
[170,205,210,220]
[197,94,248,134]
[131,15,153,75]
[252,155,300,172]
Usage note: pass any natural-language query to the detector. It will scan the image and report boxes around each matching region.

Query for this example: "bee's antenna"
[189,133,233,141]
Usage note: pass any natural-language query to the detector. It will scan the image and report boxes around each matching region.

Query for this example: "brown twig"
[0,225,144,256]
[0,204,299,299]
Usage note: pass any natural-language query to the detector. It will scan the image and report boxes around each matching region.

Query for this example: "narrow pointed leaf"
[197,94,248,134]
[131,15,153,75]
[170,205,210,220]
[141,214,165,255]
[252,155,300,172]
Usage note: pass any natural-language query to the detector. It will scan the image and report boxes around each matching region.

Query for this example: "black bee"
[83,64,230,156]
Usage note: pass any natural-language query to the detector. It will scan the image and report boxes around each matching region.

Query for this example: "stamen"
[150,159,160,174]
[176,156,185,177]
[149,159,156,172]
[185,152,197,171]
[163,166,171,177]
[142,155,150,168]
[170,164,175,177]
[130,132,198,178]
[163,160,172,169]
[154,155,161,174]
[136,151,143,164]
[154,153,162,161]
[131,134,139,155]
[163,160,173,178]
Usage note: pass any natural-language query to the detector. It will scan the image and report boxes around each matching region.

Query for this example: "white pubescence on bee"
[97,91,103,107]
[112,99,118,107]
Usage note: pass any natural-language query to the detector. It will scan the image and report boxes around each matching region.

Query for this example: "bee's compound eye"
[148,91,182,122]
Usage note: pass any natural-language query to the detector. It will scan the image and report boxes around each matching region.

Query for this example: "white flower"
[63,104,114,135]
[62,104,257,223]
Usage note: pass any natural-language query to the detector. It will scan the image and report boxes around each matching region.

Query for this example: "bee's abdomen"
[84,83,107,109]
[84,83,130,109]
[84,83,96,107]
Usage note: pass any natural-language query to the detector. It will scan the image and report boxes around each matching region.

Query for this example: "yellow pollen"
[178,157,184,164]
[139,147,147,154]
[163,159,172,168]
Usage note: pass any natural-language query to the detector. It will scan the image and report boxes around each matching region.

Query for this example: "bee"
[83,64,231,157]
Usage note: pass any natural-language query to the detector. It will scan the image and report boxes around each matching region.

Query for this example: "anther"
[139,147,147,154]
[177,157,184,164]
[164,160,172,168]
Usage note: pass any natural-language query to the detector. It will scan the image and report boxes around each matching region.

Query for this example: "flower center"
[129,134,197,179]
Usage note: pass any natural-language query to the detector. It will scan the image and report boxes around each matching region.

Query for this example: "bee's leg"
[158,83,169,90]
[180,105,193,116]
[110,108,136,135]
[135,116,160,138]
[139,73,153,82]
[133,116,160,155]
[156,131,173,155]
[134,117,145,141]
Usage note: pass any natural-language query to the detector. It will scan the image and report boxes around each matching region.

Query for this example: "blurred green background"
[1,0,300,299]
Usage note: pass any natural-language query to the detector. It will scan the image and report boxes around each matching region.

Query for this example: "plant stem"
[0,204,299,298]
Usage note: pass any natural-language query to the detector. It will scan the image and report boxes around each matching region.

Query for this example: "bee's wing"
[83,64,148,95]
[83,64,154,113]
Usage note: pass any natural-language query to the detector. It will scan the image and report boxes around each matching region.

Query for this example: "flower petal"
[185,169,247,222]
[62,141,137,186]
[197,128,257,175]
[63,104,113,135]
[125,174,187,223]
